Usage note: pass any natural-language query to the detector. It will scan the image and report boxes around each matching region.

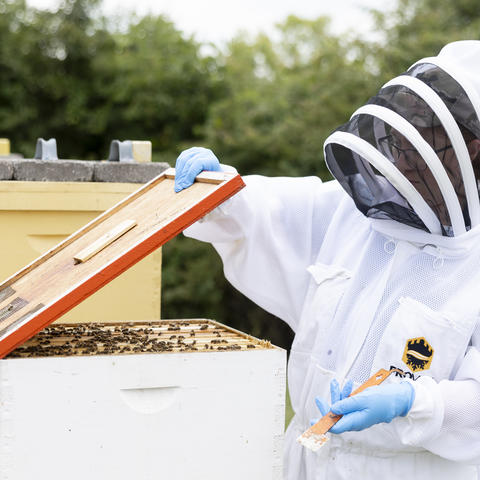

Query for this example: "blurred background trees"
[1,0,479,349]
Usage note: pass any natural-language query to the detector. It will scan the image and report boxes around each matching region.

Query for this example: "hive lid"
[0,168,245,358]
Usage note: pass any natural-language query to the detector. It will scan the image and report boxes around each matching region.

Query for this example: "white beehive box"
[0,320,286,480]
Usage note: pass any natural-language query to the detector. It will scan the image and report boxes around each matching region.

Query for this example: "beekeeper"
[174,41,480,479]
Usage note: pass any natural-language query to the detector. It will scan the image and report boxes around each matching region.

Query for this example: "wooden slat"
[0,171,245,358]
[163,168,227,185]
[73,220,137,264]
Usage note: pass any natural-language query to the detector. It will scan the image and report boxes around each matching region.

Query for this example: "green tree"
[0,0,117,157]
[104,15,222,160]
[0,0,218,159]
[367,0,480,83]
[203,16,375,178]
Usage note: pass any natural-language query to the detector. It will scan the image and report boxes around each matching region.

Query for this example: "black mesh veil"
[408,63,480,140]
[324,63,480,236]
[325,140,430,231]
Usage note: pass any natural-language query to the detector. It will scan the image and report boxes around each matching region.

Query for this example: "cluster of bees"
[7,320,266,358]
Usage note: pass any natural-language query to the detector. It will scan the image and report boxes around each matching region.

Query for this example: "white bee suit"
[184,41,480,479]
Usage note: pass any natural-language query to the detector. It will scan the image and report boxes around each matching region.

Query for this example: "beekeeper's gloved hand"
[313,379,415,433]
[310,379,353,427]
[174,147,222,193]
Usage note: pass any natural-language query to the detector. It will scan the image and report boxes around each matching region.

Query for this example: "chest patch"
[402,337,434,372]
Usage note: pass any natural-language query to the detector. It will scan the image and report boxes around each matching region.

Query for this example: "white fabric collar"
[370,217,480,257]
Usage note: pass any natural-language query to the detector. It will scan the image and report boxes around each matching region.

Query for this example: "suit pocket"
[293,263,352,355]
[371,296,476,381]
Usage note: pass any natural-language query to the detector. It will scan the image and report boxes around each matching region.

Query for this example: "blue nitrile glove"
[313,379,415,434]
[310,379,353,427]
[174,147,222,193]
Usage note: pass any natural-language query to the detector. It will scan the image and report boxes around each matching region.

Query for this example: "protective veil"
[324,43,480,237]
[184,41,480,479]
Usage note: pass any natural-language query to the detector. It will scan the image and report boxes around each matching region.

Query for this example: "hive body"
[0,320,286,480]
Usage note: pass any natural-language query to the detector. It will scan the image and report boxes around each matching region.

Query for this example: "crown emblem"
[402,337,433,372]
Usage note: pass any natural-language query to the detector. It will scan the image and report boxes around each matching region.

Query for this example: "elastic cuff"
[213,164,242,217]
[400,380,416,416]
[392,376,444,447]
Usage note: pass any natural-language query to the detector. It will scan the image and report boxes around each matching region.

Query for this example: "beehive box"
[0,156,169,324]
[0,319,286,480]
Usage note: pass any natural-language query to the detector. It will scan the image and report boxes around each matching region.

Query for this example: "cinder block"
[13,159,94,182]
[0,159,14,180]
[93,161,169,183]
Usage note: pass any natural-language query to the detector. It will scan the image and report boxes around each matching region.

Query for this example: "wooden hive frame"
[0,169,245,358]
[7,319,274,358]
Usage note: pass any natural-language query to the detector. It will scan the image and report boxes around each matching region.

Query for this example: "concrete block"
[13,159,94,182]
[0,159,14,180]
[93,161,169,183]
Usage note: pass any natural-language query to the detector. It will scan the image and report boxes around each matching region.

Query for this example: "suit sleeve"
[393,327,480,463]
[183,168,344,332]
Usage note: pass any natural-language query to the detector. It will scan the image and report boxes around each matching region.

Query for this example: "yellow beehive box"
[0,139,10,156]
[0,181,162,323]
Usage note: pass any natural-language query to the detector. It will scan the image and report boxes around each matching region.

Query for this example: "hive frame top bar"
[0,168,245,358]
[7,319,277,359]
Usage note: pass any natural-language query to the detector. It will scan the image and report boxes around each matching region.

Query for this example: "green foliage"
[104,15,221,157]
[0,0,217,158]
[204,17,375,178]
[1,0,479,349]
[367,0,480,82]
[0,0,114,156]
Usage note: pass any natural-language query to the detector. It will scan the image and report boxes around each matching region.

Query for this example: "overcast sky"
[26,0,389,45]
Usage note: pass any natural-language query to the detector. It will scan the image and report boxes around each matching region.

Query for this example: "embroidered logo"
[402,337,434,372]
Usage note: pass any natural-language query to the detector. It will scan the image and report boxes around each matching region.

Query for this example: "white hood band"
[411,56,480,127]
[324,131,442,234]
[383,75,480,227]
[351,104,466,236]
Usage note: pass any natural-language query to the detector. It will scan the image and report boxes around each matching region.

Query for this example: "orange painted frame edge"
[0,174,245,358]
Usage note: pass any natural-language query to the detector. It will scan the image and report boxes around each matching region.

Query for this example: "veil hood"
[324,41,480,239]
